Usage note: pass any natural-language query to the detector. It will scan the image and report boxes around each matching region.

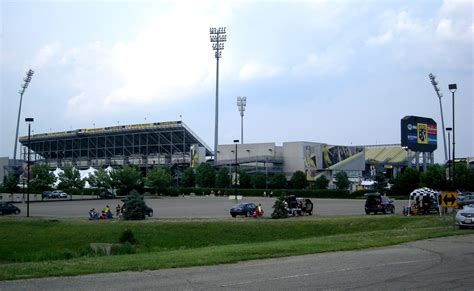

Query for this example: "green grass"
[0,215,468,280]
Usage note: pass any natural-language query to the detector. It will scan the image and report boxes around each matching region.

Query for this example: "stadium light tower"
[13,69,34,168]
[428,73,447,161]
[210,27,227,162]
[237,96,246,144]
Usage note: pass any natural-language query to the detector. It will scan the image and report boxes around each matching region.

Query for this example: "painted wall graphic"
[303,145,319,180]
[322,145,364,169]
[401,116,437,152]
[190,144,199,168]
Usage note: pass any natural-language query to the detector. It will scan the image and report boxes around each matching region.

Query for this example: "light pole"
[448,83,457,188]
[233,139,239,200]
[13,69,34,169]
[446,127,452,187]
[210,27,227,161]
[237,96,246,144]
[25,117,34,217]
[429,74,448,161]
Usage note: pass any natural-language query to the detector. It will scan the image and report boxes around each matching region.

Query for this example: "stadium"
[18,121,212,170]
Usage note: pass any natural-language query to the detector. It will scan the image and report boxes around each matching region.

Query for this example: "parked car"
[99,191,116,199]
[42,191,52,199]
[285,195,313,216]
[364,193,395,214]
[230,202,257,217]
[455,204,474,229]
[50,190,67,198]
[0,202,21,215]
[458,192,474,208]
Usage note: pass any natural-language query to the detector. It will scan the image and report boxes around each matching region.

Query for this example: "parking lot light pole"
[446,127,452,187]
[448,84,457,188]
[233,139,239,200]
[237,96,246,144]
[25,117,34,217]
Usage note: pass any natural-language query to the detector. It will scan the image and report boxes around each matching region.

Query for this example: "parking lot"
[1,195,410,219]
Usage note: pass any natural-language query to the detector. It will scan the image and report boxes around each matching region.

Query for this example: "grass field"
[0,215,467,280]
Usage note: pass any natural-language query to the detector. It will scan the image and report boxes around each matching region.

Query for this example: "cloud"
[238,61,285,81]
[31,42,62,68]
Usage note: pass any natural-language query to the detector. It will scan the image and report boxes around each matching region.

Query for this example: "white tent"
[51,168,64,187]
[79,167,97,189]
[407,187,440,216]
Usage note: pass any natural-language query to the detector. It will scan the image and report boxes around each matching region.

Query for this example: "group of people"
[253,203,264,217]
[89,204,123,220]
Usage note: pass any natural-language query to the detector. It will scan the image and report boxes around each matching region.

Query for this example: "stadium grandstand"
[18,121,212,170]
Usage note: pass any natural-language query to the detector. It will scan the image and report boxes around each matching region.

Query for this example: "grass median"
[0,215,468,280]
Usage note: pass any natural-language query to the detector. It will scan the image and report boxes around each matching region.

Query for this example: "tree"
[271,194,288,219]
[180,167,195,187]
[334,171,350,190]
[453,163,474,191]
[216,168,231,188]
[30,164,56,193]
[251,172,267,189]
[58,167,84,190]
[270,173,287,189]
[195,163,215,188]
[238,170,252,189]
[122,190,147,220]
[374,172,387,193]
[313,175,329,190]
[145,167,171,194]
[290,170,308,189]
[4,175,19,193]
[110,165,143,195]
[392,167,420,196]
[87,167,112,191]
[420,164,446,190]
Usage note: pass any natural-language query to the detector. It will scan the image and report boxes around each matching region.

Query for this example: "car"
[144,206,153,217]
[285,195,313,216]
[230,202,257,217]
[0,202,21,215]
[50,190,67,198]
[455,204,474,229]
[42,191,52,199]
[458,192,474,208]
[364,193,395,214]
[99,191,116,199]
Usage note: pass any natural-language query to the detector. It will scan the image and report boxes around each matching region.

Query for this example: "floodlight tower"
[428,73,447,161]
[237,96,246,144]
[13,69,34,167]
[210,27,227,162]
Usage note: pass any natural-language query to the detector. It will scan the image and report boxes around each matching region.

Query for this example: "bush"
[112,242,136,255]
[271,194,288,219]
[119,229,137,244]
[122,190,147,220]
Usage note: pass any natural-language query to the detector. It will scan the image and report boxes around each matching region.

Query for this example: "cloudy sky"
[1,0,472,163]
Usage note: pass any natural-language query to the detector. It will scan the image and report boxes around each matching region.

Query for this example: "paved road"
[5,196,411,218]
[2,235,472,290]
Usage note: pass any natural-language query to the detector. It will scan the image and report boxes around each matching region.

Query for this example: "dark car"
[0,202,21,215]
[42,191,52,199]
[230,202,257,217]
[99,191,116,199]
[458,192,474,208]
[364,193,395,214]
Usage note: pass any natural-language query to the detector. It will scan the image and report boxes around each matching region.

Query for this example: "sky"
[1,0,473,164]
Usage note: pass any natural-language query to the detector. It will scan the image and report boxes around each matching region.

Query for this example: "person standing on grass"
[116,204,121,218]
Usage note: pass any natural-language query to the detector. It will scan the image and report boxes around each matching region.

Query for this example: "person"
[116,204,121,217]
[89,208,99,220]
[257,203,263,216]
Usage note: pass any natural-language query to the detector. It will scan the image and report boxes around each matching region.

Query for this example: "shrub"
[119,229,137,244]
[271,194,289,219]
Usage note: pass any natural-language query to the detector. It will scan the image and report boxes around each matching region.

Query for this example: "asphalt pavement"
[2,234,472,290]
[4,195,412,218]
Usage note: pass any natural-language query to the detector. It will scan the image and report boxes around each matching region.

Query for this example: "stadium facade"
[18,121,211,169]
[13,120,433,189]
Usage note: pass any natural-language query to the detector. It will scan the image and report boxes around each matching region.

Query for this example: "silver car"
[455,204,474,229]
